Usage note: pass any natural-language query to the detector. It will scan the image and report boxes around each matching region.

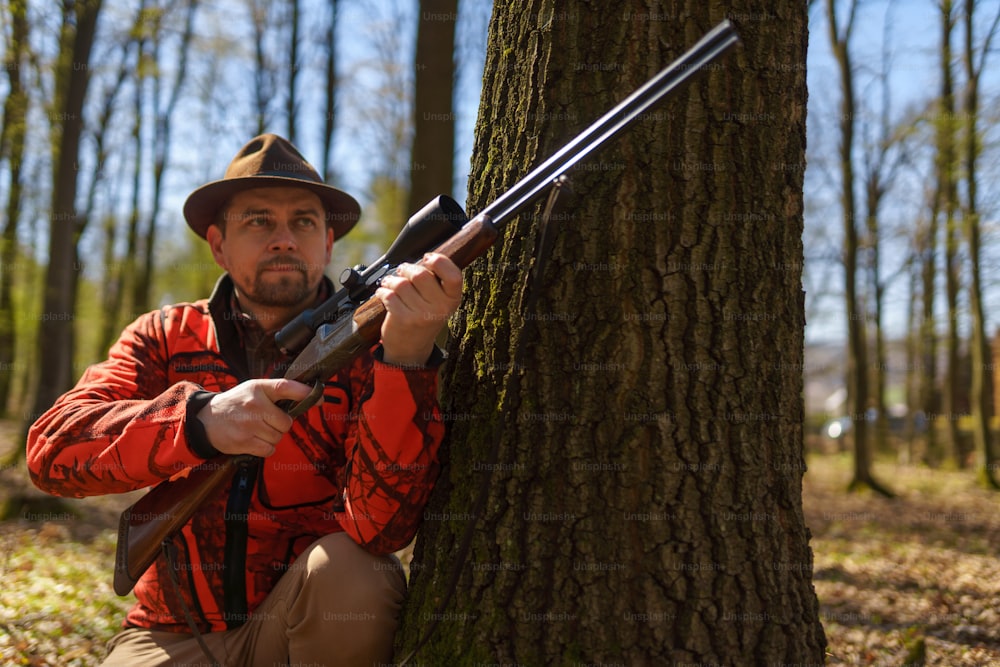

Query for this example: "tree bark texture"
[397,2,823,664]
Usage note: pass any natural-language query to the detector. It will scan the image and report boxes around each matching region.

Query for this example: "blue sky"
[803,2,1000,345]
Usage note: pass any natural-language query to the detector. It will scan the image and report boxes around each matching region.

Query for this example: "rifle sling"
[164,540,223,667]
[223,456,259,629]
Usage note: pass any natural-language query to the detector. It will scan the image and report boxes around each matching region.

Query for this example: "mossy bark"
[397,2,824,664]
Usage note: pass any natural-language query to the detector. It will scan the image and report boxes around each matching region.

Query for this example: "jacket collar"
[205,273,336,381]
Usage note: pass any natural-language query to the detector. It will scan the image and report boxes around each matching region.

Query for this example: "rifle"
[114,19,740,597]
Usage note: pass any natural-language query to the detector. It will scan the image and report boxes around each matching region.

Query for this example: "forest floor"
[805,451,1000,666]
[1,426,999,665]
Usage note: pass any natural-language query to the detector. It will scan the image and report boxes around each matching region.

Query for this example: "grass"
[0,525,132,666]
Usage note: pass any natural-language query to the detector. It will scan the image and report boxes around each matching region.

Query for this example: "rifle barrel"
[481,19,739,227]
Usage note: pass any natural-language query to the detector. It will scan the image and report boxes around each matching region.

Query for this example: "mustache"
[258,256,310,272]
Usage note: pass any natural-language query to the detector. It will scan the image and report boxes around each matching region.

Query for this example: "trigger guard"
[286,379,325,418]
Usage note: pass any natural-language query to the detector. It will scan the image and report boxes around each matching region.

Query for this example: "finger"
[253,422,287,446]
[258,411,293,438]
[391,263,454,305]
[377,274,430,313]
[374,284,396,310]
[240,380,305,434]
[247,436,277,458]
[419,253,463,298]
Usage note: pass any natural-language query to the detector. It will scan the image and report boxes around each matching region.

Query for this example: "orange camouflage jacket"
[26,276,444,633]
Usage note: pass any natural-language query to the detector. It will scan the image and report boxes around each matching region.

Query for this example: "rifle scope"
[274,195,469,354]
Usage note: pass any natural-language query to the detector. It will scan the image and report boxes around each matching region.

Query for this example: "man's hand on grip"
[196,379,313,457]
[376,252,463,367]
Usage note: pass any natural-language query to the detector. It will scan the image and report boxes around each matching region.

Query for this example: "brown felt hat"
[183,134,361,239]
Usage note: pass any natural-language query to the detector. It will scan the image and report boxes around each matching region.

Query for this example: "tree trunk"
[866,173,888,459]
[826,0,892,496]
[862,51,905,465]
[962,0,999,487]
[286,0,299,144]
[89,23,134,360]
[29,0,103,422]
[0,0,30,415]
[137,0,199,316]
[92,95,129,360]
[321,0,338,181]
[122,9,146,337]
[903,254,920,464]
[250,0,273,136]
[407,0,457,213]
[397,2,824,663]
[939,0,965,467]
[921,192,941,463]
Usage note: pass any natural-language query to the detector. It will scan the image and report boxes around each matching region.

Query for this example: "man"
[26,134,462,666]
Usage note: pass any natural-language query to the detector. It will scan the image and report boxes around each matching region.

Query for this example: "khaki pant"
[101,533,407,667]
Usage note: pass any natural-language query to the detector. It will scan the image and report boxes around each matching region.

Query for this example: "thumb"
[259,378,315,403]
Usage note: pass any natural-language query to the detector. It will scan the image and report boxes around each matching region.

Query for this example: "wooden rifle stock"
[113,215,500,595]
[114,456,242,595]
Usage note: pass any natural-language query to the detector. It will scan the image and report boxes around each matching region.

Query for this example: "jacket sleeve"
[26,309,210,498]
[336,348,446,554]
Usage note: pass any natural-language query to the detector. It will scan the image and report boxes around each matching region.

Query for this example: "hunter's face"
[207,186,334,327]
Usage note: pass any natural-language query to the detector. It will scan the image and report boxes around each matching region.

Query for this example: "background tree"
[859,11,909,459]
[918,129,941,462]
[93,0,196,354]
[398,1,824,663]
[960,0,1000,487]
[119,0,148,351]
[903,248,921,462]
[285,0,299,144]
[938,0,964,467]
[320,0,339,180]
[86,10,134,359]
[135,0,198,315]
[335,0,418,267]
[802,1,1000,481]
[29,0,104,424]
[824,0,893,495]
[407,0,457,214]
[248,0,278,135]
[0,0,30,414]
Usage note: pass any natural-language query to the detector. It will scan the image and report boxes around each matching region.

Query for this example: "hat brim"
[183,176,361,239]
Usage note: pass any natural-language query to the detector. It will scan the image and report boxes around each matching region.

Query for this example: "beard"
[241,256,317,308]
[249,272,312,306]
